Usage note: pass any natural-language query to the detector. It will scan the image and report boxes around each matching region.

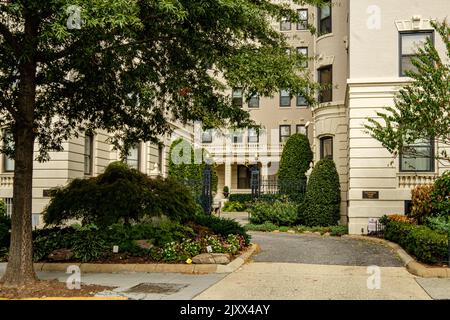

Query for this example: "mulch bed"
[0,280,114,299]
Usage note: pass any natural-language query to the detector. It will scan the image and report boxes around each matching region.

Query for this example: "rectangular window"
[248,128,259,143]
[237,165,251,189]
[296,125,307,136]
[202,129,213,143]
[158,144,164,175]
[248,94,260,108]
[4,155,14,172]
[297,9,308,30]
[320,136,333,160]
[280,17,291,31]
[297,47,309,68]
[318,0,332,35]
[318,65,333,103]
[400,31,433,76]
[280,89,291,107]
[84,134,94,175]
[126,144,140,170]
[231,131,243,144]
[400,138,434,172]
[279,125,291,143]
[232,88,243,108]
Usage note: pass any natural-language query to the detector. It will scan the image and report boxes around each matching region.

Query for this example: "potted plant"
[223,186,230,198]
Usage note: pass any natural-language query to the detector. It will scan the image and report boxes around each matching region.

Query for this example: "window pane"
[126,145,139,169]
[401,33,429,55]
[84,135,93,175]
[232,89,243,107]
[401,139,433,171]
[297,47,308,67]
[280,126,291,142]
[248,129,259,143]
[321,5,331,19]
[319,66,332,103]
[248,94,259,108]
[280,90,291,107]
[4,156,14,172]
[280,18,291,31]
[297,9,308,30]
[296,125,307,135]
[321,137,333,160]
[202,130,212,143]
[297,94,308,106]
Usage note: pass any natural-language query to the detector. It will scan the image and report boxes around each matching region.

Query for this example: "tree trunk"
[1,14,38,287]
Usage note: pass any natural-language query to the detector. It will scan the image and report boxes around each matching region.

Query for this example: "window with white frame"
[296,125,307,136]
[126,144,140,170]
[248,128,259,143]
[280,89,291,107]
[202,129,213,143]
[297,47,309,68]
[279,125,291,143]
[248,94,260,109]
[232,88,243,108]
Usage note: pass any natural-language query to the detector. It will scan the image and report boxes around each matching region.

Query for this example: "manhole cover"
[124,283,188,295]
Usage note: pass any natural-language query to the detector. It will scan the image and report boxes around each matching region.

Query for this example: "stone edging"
[345,235,450,278]
[33,243,259,275]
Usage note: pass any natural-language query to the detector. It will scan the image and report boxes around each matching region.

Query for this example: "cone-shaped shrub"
[278,133,312,203]
[300,159,341,227]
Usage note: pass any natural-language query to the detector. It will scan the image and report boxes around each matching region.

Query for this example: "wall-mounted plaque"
[363,191,379,199]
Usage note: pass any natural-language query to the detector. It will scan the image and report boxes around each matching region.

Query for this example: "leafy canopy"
[0,0,324,159]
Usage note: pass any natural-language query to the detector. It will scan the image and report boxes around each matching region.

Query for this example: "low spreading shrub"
[245,222,279,232]
[228,194,253,204]
[384,220,448,264]
[191,214,250,245]
[222,201,247,212]
[43,162,198,227]
[426,216,450,235]
[248,201,299,226]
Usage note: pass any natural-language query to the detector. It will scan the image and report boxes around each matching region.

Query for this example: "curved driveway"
[250,232,403,267]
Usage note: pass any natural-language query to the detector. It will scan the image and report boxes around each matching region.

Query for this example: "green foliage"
[72,225,109,262]
[384,221,448,264]
[278,133,312,203]
[168,138,218,204]
[366,21,450,164]
[426,216,450,235]
[249,201,299,226]
[43,162,198,227]
[228,194,253,204]
[0,201,11,250]
[222,201,247,212]
[409,185,435,224]
[192,214,250,245]
[431,171,450,217]
[245,222,279,232]
[32,227,77,262]
[300,159,341,227]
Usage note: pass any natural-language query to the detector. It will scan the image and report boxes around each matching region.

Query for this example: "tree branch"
[0,21,20,56]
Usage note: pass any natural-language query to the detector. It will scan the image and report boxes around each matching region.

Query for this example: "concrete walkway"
[0,263,226,300]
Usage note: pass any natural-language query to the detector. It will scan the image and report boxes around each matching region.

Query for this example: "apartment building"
[203,0,449,234]
[0,124,193,227]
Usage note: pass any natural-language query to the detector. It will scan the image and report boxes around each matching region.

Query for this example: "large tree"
[0,0,322,286]
[366,21,450,164]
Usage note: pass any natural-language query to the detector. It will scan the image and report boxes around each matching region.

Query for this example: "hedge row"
[384,220,448,264]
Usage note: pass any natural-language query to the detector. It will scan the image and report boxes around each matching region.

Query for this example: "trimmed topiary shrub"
[300,159,341,227]
[228,194,252,204]
[43,162,198,227]
[431,171,450,217]
[248,200,299,226]
[278,133,312,203]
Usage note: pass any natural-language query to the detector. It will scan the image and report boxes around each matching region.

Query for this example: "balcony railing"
[201,142,285,156]
[0,175,13,188]
[398,174,438,188]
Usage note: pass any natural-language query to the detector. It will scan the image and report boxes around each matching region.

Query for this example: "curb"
[35,244,259,275]
[0,297,129,300]
[345,235,450,278]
